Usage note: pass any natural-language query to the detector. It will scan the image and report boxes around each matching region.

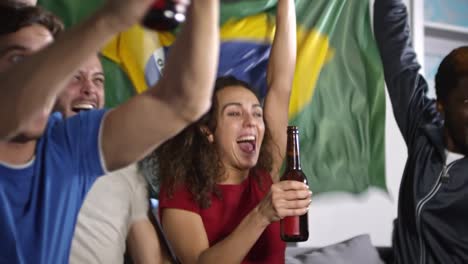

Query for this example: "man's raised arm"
[101,0,220,171]
[0,0,153,140]
[374,0,437,144]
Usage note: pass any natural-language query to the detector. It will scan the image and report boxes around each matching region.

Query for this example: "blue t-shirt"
[0,110,107,264]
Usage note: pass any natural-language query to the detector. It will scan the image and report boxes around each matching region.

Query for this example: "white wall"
[299,0,414,247]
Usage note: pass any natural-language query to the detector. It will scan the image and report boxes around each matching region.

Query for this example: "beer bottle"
[142,0,188,31]
[280,126,309,242]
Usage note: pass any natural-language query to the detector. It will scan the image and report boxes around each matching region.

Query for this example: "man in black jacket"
[374,0,468,263]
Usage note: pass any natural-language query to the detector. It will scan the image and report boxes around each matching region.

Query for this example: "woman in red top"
[157,0,311,263]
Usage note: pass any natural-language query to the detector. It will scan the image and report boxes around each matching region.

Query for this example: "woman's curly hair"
[155,76,274,208]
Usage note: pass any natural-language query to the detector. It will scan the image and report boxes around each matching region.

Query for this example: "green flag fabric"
[38,0,386,194]
[290,0,386,193]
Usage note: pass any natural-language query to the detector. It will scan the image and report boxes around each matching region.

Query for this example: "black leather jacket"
[374,0,468,263]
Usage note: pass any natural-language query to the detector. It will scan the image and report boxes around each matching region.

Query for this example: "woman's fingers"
[281,189,312,201]
[284,197,311,209]
[269,182,312,219]
[276,180,309,191]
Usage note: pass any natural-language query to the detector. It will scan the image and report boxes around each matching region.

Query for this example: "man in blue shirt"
[0,0,220,263]
[54,54,168,263]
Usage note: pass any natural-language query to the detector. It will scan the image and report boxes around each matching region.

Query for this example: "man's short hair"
[0,2,64,38]
[435,46,468,102]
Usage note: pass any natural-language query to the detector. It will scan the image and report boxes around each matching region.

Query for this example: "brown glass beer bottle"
[280,126,309,242]
[142,0,188,31]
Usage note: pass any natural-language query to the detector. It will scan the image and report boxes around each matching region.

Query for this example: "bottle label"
[282,216,300,235]
[151,0,166,9]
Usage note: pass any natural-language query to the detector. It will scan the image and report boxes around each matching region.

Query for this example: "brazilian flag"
[38,0,386,194]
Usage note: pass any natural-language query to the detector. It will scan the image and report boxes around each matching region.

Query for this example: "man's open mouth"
[72,103,96,113]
